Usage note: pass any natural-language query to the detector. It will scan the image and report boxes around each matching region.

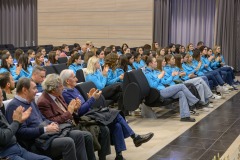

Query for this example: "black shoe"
[115,155,126,160]
[133,132,154,147]
[180,117,196,122]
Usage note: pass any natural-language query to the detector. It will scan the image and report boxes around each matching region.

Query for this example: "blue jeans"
[215,67,234,85]
[204,70,225,86]
[159,84,199,118]
[0,143,51,160]
[108,114,134,153]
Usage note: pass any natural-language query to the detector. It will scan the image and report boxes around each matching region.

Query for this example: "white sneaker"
[211,94,222,100]
[224,84,234,90]
[199,107,210,112]
[207,104,214,108]
[222,86,229,92]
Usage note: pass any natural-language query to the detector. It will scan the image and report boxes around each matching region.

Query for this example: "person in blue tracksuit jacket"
[192,49,229,93]
[133,52,146,70]
[162,54,213,105]
[115,55,130,82]
[96,49,105,67]
[68,53,83,75]
[104,53,123,86]
[143,55,199,122]
[183,53,220,90]
[200,47,234,87]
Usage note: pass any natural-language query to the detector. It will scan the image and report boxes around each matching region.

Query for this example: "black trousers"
[47,130,87,160]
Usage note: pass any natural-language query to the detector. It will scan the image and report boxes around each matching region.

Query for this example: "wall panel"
[38,0,153,47]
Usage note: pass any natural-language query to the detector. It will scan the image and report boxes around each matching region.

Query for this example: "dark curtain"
[153,0,171,48]
[0,0,37,47]
[215,0,240,69]
[235,0,240,70]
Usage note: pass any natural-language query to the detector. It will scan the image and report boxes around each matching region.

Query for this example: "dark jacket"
[37,92,75,124]
[0,110,19,151]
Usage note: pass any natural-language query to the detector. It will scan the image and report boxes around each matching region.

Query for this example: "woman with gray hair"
[60,69,154,160]
[37,74,97,160]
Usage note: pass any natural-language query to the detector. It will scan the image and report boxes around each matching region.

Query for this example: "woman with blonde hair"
[86,55,125,114]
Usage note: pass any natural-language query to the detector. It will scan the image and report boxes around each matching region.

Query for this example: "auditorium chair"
[76,69,86,83]
[53,63,68,74]
[43,66,56,75]
[123,69,177,118]
[57,57,68,64]
[75,81,114,109]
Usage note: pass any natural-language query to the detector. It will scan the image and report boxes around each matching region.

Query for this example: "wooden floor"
[103,86,240,160]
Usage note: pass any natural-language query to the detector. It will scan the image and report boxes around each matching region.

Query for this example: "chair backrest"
[75,82,106,109]
[58,57,68,64]
[43,66,56,75]
[126,69,151,98]
[53,63,68,74]
[76,69,85,83]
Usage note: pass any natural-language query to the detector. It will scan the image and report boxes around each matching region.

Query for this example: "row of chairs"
[43,64,68,75]
[75,68,177,118]
[122,69,177,118]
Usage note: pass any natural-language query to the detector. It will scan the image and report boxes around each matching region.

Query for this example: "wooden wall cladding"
[38,0,153,47]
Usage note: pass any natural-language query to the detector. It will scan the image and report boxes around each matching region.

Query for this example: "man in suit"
[5,78,88,160]
[37,74,100,160]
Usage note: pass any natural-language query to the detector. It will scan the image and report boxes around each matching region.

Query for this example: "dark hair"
[104,47,111,56]
[96,49,103,56]
[14,49,24,61]
[174,54,183,69]
[143,50,151,56]
[192,49,201,61]
[70,49,78,56]
[37,47,45,53]
[152,42,158,51]
[175,44,181,54]
[1,54,12,71]
[164,54,173,64]
[199,46,206,52]
[133,52,140,59]
[100,46,106,51]
[52,46,61,52]
[27,49,35,56]
[121,43,129,52]
[67,53,80,66]
[104,53,119,71]
[168,43,175,48]
[0,72,11,88]
[125,53,135,69]
[48,51,57,64]
[18,54,29,72]
[73,43,80,48]
[109,45,115,51]
[143,44,151,51]
[142,55,154,66]
[117,55,128,72]
[156,56,165,71]
[16,77,31,93]
[61,44,68,51]
[197,41,204,47]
